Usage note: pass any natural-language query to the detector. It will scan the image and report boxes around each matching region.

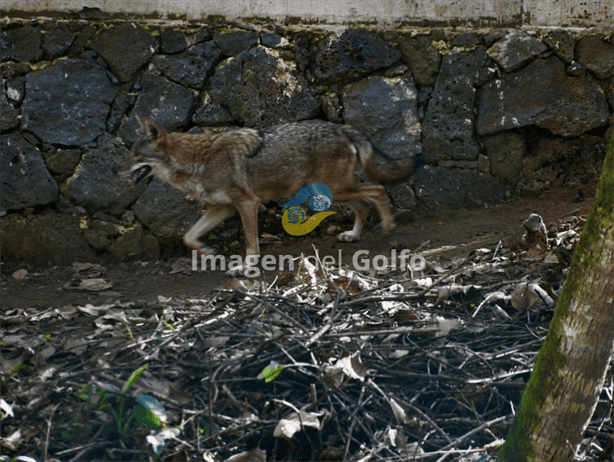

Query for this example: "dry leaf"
[78,278,113,291]
[12,269,28,280]
[273,411,322,438]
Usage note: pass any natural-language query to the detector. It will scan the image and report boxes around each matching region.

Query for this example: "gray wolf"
[115,118,424,276]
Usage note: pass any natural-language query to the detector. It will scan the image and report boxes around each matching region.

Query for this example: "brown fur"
[115,118,423,275]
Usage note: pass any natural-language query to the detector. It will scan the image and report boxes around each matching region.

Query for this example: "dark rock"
[438,160,478,169]
[194,28,212,44]
[483,29,507,47]
[1,133,58,210]
[91,220,119,237]
[1,26,43,63]
[76,7,106,20]
[418,86,433,107]
[109,225,159,259]
[1,62,31,79]
[132,178,201,239]
[67,21,89,33]
[342,75,421,158]
[84,227,111,251]
[107,92,136,134]
[1,79,18,132]
[422,49,489,162]
[294,35,311,72]
[312,29,401,84]
[5,76,25,104]
[160,29,189,54]
[320,92,343,123]
[67,24,97,58]
[45,149,82,175]
[383,63,410,78]
[42,25,75,58]
[566,61,586,77]
[520,133,607,193]
[413,166,504,209]
[187,127,204,135]
[109,225,143,258]
[261,33,289,49]
[142,233,160,258]
[209,46,320,128]
[280,50,295,60]
[477,57,610,137]
[0,213,96,266]
[84,216,120,250]
[60,134,147,214]
[93,211,119,223]
[387,184,419,210]
[21,58,116,146]
[487,31,547,72]
[576,34,614,80]
[193,93,235,126]
[483,131,525,184]
[55,195,86,215]
[450,32,482,47]
[152,41,222,89]
[477,154,490,173]
[122,210,136,226]
[21,132,41,148]
[88,23,159,82]
[119,73,194,145]
[213,30,258,56]
[542,30,575,63]
[41,143,55,154]
[395,35,440,87]
[476,66,497,86]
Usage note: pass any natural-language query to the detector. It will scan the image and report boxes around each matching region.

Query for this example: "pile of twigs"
[2,214,612,461]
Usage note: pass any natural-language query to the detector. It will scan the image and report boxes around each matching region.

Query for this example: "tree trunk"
[499,134,614,461]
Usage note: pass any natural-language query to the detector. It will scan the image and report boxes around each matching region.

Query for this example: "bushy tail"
[342,126,425,185]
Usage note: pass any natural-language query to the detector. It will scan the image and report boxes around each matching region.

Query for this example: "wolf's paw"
[337,230,360,242]
[193,246,222,270]
[382,221,397,234]
[196,246,217,256]
[225,265,260,278]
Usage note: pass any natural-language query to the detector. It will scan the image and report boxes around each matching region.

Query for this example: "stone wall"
[1,16,612,265]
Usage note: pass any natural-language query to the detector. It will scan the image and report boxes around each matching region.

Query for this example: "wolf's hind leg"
[334,186,397,242]
[184,205,236,255]
[337,200,370,242]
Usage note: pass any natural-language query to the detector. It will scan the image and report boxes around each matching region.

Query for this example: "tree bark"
[499,134,614,461]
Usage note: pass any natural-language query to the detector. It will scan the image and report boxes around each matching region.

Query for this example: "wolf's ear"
[138,117,165,141]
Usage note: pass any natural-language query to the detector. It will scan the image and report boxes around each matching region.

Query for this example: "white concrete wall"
[1,0,612,26]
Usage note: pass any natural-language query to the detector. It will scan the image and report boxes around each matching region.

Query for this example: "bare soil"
[1,186,593,310]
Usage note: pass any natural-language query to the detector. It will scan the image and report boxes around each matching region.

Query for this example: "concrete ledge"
[1,0,612,27]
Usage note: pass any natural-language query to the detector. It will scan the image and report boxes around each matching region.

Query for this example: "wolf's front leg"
[225,197,262,277]
[183,205,236,258]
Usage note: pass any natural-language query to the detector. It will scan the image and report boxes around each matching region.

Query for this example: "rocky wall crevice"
[1,17,612,265]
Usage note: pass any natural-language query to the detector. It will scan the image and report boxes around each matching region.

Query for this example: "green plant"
[77,365,179,460]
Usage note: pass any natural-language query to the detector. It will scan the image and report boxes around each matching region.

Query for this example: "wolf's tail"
[342,126,425,185]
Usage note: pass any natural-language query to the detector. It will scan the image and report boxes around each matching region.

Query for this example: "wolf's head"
[114,117,170,186]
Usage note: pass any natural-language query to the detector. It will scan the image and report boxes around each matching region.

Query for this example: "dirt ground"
[1,186,594,310]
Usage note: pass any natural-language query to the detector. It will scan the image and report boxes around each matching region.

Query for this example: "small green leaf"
[258,361,284,383]
[123,364,148,394]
